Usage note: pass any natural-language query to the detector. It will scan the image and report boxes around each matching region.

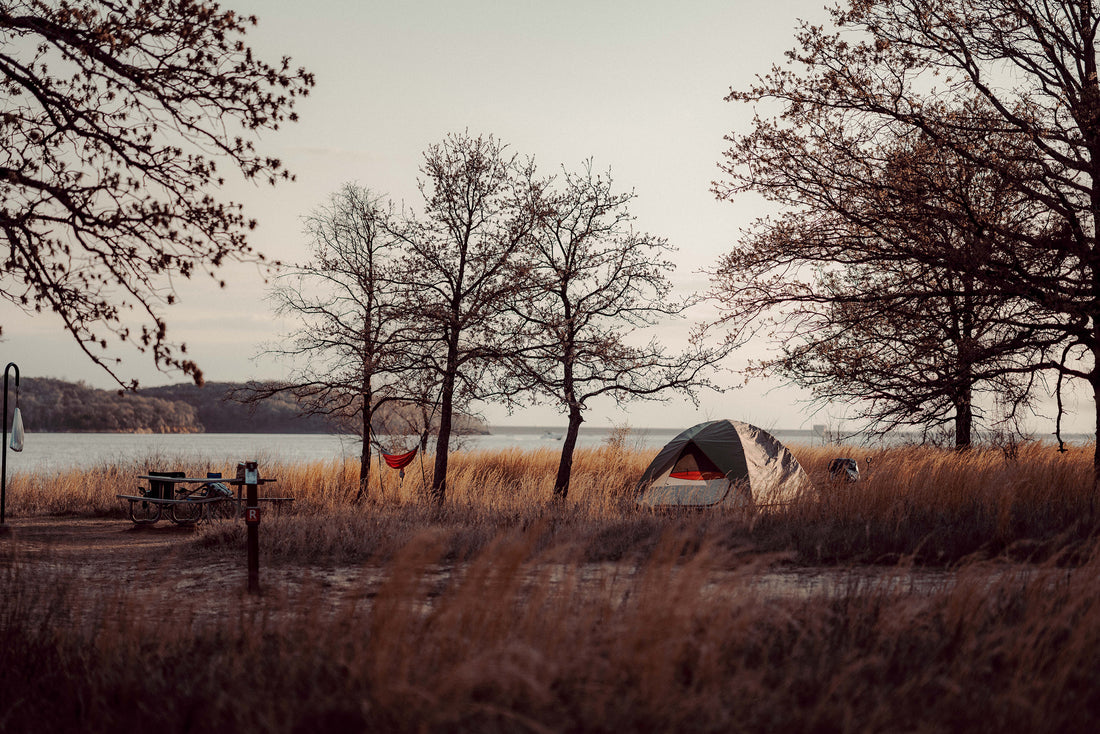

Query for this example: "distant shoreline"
[13,424,1096,446]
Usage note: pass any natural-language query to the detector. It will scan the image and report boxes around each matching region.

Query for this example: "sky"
[2,0,1093,434]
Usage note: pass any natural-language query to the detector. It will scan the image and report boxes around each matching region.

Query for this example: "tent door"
[637,477,732,507]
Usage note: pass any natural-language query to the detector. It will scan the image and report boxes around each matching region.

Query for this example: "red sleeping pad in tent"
[669,470,727,481]
[668,443,726,481]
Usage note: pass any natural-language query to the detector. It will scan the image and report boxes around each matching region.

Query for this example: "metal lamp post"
[2,362,23,526]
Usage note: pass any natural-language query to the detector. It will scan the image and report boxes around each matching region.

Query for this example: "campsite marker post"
[238,461,261,594]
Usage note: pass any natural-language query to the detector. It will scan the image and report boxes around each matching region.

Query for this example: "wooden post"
[240,461,261,594]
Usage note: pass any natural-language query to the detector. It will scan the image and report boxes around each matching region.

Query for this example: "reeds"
[781,443,1099,563]
[7,441,1100,564]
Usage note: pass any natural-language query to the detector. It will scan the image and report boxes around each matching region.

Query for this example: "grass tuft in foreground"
[3,529,1100,733]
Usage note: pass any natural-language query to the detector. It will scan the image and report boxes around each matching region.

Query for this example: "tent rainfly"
[636,419,813,509]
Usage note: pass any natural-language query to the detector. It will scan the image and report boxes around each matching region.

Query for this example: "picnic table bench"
[117,472,293,525]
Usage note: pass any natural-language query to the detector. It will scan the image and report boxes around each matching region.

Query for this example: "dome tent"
[636,419,813,509]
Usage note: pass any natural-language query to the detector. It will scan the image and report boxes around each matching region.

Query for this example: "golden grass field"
[3,442,1100,732]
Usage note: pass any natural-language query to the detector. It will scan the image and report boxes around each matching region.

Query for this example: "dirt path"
[0,516,378,610]
[0,515,261,602]
[3,515,201,562]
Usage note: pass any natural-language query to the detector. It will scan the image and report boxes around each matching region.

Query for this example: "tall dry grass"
[8,441,1100,564]
[3,528,1100,733]
[783,443,1098,563]
[3,444,646,515]
[7,443,1100,731]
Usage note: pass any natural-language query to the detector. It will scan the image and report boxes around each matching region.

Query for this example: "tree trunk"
[954,386,972,451]
[426,378,448,506]
[356,404,372,503]
[431,339,459,506]
[1092,368,1100,512]
[553,405,584,501]
[432,396,451,506]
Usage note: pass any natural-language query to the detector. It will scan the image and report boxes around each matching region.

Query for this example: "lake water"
[4,426,825,474]
[4,425,1091,475]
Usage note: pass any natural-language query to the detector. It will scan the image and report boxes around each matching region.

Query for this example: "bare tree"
[233,184,413,501]
[390,132,544,505]
[712,131,1065,448]
[793,0,1100,474]
[0,0,313,386]
[512,163,729,499]
[374,370,442,453]
[767,259,1054,448]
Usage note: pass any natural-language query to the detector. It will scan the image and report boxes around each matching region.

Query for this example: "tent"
[636,419,813,509]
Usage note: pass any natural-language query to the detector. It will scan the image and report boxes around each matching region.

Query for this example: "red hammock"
[383,448,418,470]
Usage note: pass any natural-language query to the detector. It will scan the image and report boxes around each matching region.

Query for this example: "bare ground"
[0,515,959,613]
[3,515,201,566]
[0,516,357,608]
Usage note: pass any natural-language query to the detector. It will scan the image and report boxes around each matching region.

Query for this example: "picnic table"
[117,472,293,525]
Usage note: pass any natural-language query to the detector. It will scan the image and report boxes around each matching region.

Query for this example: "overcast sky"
[2,0,1091,433]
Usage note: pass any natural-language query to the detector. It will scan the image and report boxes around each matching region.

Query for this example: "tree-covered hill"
[140,382,333,433]
[10,378,488,435]
[15,378,204,433]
